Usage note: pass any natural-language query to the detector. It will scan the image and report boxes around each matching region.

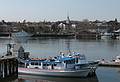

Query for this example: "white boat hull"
[18,68,90,77]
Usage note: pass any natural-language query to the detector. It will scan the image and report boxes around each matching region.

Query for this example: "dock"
[99,56,120,67]
[99,62,120,67]
[0,56,18,79]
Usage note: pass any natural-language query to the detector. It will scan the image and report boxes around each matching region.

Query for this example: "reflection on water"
[18,74,98,82]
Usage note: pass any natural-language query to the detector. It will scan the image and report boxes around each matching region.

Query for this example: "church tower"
[65,14,72,33]
[66,14,71,25]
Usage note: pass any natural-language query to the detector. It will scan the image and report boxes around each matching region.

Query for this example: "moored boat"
[18,52,99,77]
[12,30,33,37]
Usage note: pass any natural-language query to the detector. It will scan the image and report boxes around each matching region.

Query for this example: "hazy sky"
[0,0,120,21]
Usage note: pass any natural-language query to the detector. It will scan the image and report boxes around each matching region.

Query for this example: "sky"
[0,0,120,22]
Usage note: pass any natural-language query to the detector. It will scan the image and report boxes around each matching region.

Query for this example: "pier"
[99,62,120,67]
[0,56,18,79]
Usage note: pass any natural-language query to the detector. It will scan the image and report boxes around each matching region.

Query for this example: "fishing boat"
[18,52,98,77]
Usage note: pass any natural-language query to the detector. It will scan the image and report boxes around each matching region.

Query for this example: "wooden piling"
[0,56,18,80]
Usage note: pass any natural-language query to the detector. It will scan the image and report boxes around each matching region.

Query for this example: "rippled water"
[1,37,120,82]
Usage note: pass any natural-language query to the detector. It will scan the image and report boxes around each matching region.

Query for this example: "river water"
[1,37,120,82]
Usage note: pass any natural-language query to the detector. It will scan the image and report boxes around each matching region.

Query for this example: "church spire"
[66,12,71,24]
